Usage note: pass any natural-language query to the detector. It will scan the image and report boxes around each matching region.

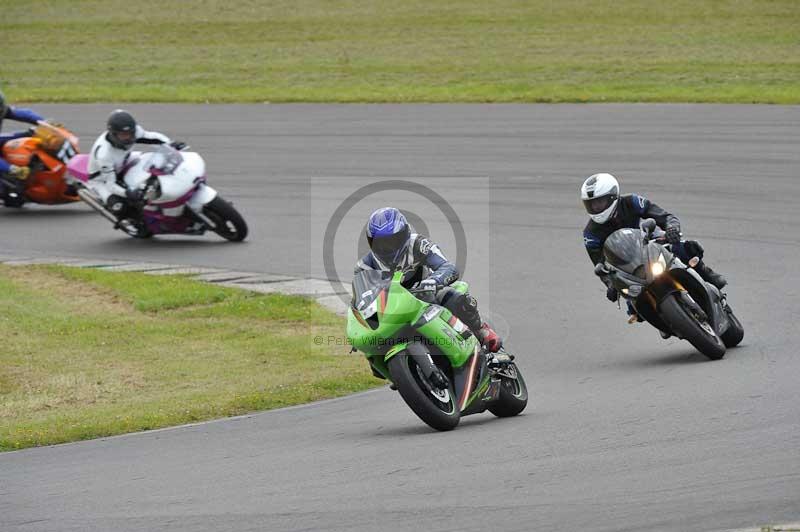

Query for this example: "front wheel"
[721,303,744,347]
[487,363,528,418]
[659,293,726,360]
[203,196,248,242]
[387,353,460,431]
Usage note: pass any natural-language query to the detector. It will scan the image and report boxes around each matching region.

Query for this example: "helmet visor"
[114,130,135,146]
[583,194,617,215]
[369,225,410,267]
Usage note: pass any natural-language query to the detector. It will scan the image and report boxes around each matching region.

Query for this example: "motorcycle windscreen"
[351,270,392,311]
[148,145,184,175]
[603,228,646,275]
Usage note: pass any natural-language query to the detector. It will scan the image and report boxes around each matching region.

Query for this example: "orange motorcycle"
[1,123,80,207]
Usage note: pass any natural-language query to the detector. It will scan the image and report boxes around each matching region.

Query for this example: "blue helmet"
[366,207,410,268]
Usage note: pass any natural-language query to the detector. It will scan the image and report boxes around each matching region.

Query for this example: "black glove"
[169,141,187,151]
[606,285,619,302]
[665,225,682,244]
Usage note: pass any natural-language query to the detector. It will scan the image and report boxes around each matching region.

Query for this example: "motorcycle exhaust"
[77,188,119,225]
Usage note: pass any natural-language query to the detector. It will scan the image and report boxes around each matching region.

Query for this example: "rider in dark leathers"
[581,173,727,305]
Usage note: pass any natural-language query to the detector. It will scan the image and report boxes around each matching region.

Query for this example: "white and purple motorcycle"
[67,145,247,241]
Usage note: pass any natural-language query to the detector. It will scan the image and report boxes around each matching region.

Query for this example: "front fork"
[389,341,450,390]
[636,276,708,330]
[186,183,219,229]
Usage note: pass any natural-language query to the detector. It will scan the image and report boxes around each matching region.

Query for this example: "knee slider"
[684,240,705,259]
[441,288,476,313]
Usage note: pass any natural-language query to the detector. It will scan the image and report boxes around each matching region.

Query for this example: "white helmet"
[581,173,620,224]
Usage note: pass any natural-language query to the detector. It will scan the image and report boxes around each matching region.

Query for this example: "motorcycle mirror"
[641,218,657,233]
[594,263,608,276]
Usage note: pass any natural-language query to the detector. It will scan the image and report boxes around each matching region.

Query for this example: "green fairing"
[346,271,478,382]
[413,319,474,368]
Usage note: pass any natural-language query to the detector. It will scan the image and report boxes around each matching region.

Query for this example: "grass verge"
[2,0,798,103]
[0,264,375,451]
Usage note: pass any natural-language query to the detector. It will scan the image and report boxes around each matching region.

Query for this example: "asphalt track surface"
[2,104,799,531]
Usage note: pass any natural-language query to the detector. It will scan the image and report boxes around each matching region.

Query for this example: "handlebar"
[408,285,434,295]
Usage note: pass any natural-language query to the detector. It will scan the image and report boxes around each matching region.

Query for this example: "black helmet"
[0,89,8,119]
[106,109,137,149]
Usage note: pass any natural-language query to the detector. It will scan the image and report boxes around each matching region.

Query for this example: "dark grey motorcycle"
[595,219,744,360]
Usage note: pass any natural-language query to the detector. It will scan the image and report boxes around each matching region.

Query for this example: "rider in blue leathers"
[355,207,502,352]
[0,89,46,183]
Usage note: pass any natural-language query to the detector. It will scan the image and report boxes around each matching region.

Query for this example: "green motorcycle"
[347,270,528,431]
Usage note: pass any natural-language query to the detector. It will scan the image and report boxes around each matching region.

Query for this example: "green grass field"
[0,265,375,451]
[2,0,798,103]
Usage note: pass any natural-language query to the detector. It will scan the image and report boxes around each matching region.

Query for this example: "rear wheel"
[487,363,528,418]
[659,293,726,360]
[118,219,153,239]
[1,178,26,207]
[2,188,25,208]
[721,304,744,347]
[203,196,248,242]
[387,353,460,431]
[3,196,25,208]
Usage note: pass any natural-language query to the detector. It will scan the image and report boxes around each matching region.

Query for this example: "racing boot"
[476,322,503,353]
[694,261,727,290]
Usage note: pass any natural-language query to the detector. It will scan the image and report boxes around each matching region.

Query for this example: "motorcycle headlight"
[358,298,379,320]
[651,254,667,277]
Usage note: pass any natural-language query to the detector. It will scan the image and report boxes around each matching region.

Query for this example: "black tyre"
[203,196,248,242]
[3,194,25,208]
[721,304,744,347]
[1,179,26,207]
[659,293,726,360]
[487,363,528,418]
[118,219,153,239]
[130,227,153,239]
[387,353,460,431]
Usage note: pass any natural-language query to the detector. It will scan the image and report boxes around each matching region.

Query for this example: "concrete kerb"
[0,255,348,315]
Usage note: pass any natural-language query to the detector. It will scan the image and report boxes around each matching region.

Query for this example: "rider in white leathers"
[87,109,184,217]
